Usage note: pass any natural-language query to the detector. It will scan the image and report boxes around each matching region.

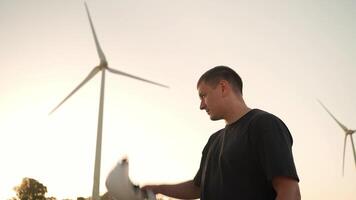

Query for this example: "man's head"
[197,66,244,121]
[197,65,243,95]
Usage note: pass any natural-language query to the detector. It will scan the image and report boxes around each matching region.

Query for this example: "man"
[142,66,300,200]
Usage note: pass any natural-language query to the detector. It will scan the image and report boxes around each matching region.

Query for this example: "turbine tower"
[317,99,356,175]
[50,3,168,200]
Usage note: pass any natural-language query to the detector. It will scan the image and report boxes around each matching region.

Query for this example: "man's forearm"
[146,180,200,199]
[273,176,301,200]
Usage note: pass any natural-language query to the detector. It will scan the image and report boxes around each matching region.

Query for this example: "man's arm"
[272,176,301,200]
[141,180,200,199]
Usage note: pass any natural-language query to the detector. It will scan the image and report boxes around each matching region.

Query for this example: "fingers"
[141,185,159,194]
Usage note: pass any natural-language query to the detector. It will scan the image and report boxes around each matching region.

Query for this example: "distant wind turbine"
[317,99,356,175]
[50,2,168,200]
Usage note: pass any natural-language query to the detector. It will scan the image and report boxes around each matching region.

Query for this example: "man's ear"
[219,80,230,97]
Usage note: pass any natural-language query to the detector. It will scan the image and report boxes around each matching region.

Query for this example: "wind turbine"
[50,2,168,200]
[317,99,356,175]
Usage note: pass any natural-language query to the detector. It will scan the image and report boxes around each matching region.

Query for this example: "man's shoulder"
[209,128,224,140]
[250,109,282,123]
[246,109,290,134]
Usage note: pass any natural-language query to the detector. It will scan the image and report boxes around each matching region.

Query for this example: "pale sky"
[0,0,355,199]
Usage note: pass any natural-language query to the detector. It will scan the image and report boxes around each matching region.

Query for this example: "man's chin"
[209,115,221,121]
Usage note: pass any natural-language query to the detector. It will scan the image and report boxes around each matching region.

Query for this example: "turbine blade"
[350,134,356,168]
[317,99,349,133]
[342,135,347,176]
[84,2,107,63]
[49,66,101,114]
[107,67,169,88]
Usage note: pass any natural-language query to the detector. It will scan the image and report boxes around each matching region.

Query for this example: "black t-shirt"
[194,109,299,200]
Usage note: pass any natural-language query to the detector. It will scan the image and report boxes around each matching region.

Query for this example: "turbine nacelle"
[100,60,108,68]
[346,130,356,136]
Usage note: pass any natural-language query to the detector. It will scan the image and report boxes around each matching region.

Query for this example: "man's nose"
[200,100,206,110]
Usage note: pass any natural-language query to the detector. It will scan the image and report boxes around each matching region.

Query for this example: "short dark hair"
[197,65,243,94]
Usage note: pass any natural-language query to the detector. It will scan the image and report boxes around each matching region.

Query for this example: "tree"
[13,178,48,200]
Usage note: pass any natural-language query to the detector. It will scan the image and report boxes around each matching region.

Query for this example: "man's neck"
[225,104,251,125]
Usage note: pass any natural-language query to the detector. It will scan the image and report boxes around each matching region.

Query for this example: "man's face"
[197,81,223,121]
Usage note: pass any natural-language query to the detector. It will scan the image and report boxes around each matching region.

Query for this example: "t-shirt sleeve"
[250,113,299,182]
[193,162,203,187]
[193,133,218,187]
